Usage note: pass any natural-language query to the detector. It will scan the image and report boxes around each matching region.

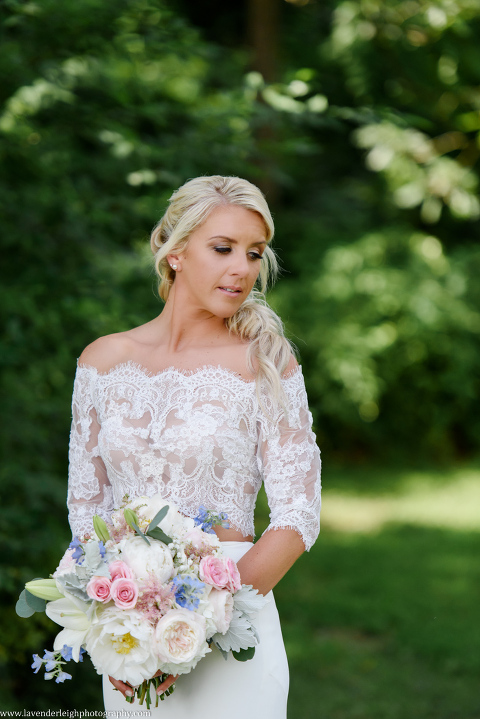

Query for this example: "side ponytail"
[226,290,294,407]
[150,176,295,405]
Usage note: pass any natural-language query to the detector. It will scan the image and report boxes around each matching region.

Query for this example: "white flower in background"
[153,608,210,675]
[120,536,174,583]
[85,606,158,685]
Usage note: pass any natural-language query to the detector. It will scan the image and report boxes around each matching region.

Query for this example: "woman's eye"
[214,246,231,254]
[248,252,262,261]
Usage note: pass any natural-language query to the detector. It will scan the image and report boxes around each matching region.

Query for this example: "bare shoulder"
[78,332,138,373]
[224,343,298,381]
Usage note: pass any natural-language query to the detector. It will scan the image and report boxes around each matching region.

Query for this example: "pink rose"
[86,575,112,603]
[199,556,230,589]
[224,557,242,593]
[110,578,138,609]
[199,556,240,591]
[109,560,134,582]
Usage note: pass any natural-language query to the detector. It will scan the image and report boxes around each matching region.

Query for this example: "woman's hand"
[108,675,135,700]
[153,670,179,696]
[108,671,179,701]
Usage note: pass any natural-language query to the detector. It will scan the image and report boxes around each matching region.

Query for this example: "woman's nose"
[228,250,250,277]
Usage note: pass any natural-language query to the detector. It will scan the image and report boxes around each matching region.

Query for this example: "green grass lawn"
[254,464,480,719]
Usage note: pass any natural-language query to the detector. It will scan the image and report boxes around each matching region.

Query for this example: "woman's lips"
[218,286,242,296]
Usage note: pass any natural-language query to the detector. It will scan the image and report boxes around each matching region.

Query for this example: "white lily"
[45,596,91,631]
[53,628,87,662]
[25,578,64,601]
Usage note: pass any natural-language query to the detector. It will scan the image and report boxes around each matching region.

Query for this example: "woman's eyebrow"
[209,235,267,245]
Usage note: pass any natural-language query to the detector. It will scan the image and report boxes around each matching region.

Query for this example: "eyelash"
[214,246,262,261]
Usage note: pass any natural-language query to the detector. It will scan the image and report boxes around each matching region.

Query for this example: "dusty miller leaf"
[210,609,259,653]
[233,585,269,619]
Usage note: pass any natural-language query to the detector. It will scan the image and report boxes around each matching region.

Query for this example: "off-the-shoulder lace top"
[67,362,321,551]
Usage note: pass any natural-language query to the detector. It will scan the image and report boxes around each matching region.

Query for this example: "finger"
[156,674,178,695]
[108,675,134,699]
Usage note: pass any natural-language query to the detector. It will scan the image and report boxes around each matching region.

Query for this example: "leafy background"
[1,0,479,715]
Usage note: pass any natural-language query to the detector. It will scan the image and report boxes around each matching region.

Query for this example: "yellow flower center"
[112,632,138,655]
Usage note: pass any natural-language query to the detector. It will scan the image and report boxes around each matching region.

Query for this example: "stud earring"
[171,264,178,270]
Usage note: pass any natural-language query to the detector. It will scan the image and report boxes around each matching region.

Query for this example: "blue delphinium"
[172,575,205,610]
[98,540,106,559]
[56,671,72,683]
[194,506,229,534]
[31,654,43,673]
[32,646,75,683]
[60,645,73,662]
[68,537,84,563]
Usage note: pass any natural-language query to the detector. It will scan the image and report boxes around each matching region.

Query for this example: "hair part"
[150,175,294,405]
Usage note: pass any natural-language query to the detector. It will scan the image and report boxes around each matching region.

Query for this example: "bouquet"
[17,494,267,708]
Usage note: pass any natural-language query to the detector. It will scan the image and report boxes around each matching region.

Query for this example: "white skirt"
[103,541,289,718]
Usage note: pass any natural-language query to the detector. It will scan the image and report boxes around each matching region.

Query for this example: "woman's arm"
[244,365,321,596]
[236,528,305,596]
[67,364,114,537]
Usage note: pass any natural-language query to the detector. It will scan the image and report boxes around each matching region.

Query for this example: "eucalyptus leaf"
[16,591,36,618]
[132,520,150,545]
[147,505,169,532]
[146,527,172,544]
[232,646,255,662]
[24,589,47,612]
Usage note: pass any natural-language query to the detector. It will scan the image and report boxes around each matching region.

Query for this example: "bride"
[67,175,321,717]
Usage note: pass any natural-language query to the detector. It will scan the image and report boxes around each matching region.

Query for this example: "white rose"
[120,536,174,583]
[85,605,158,685]
[184,527,221,552]
[153,608,210,675]
[205,588,234,636]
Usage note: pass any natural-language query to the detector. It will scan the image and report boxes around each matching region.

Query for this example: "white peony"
[153,608,210,675]
[204,588,234,636]
[85,605,159,685]
[120,536,174,583]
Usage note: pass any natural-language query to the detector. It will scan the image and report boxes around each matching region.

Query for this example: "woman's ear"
[166,253,181,271]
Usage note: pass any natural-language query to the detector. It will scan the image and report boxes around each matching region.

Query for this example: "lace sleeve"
[67,366,114,538]
[257,368,321,551]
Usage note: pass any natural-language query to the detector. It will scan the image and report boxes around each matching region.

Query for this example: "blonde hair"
[150,175,294,404]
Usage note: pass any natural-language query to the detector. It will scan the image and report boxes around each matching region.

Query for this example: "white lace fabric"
[67,362,321,550]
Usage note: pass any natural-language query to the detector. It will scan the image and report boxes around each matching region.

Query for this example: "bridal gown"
[67,362,321,718]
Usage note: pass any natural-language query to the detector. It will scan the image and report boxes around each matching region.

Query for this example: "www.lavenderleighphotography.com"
[1,1,480,718]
